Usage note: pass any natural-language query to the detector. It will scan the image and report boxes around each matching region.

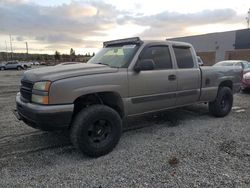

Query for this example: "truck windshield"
[88,44,139,68]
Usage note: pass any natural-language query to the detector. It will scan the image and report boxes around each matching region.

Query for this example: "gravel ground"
[0,69,250,187]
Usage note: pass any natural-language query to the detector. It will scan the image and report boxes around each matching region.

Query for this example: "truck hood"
[22,63,118,82]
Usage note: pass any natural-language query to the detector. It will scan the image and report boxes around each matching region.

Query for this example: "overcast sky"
[0,0,249,54]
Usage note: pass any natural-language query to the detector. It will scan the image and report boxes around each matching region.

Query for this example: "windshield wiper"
[97,62,109,66]
[97,62,116,68]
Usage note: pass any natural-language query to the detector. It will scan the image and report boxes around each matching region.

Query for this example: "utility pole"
[9,34,13,59]
[246,8,250,29]
[25,41,28,60]
[5,40,8,61]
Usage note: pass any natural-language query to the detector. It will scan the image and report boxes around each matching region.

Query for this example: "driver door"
[128,45,177,115]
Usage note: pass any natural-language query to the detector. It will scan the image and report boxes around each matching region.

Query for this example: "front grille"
[20,80,33,102]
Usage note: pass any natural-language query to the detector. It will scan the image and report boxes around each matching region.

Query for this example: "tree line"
[54,48,95,61]
[0,48,95,63]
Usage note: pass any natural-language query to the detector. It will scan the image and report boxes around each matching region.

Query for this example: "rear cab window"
[173,46,194,69]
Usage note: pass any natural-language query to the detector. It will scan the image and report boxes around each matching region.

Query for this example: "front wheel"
[17,66,22,70]
[70,105,122,157]
[0,67,4,71]
[209,87,233,117]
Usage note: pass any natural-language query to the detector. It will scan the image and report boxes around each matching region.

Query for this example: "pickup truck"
[15,37,242,157]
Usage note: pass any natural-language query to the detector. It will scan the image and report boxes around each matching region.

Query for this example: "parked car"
[33,61,40,66]
[0,60,27,70]
[15,37,242,157]
[20,61,32,69]
[213,60,250,74]
[40,62,47,65]
[0,62,6,70]
[242,72,250,90]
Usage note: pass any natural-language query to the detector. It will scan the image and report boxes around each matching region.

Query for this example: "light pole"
[26,41,28,60]
[246,8,250,29]
[5,40,8,61]
[9,34,13,59]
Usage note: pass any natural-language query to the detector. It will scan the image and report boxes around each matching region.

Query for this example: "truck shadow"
[0,104,210,159]
[124,104,209,131]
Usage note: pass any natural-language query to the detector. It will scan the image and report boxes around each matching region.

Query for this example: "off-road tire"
[70,105,122,157]
[209,87,233,117]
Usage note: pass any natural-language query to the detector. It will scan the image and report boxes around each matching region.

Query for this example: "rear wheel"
[0,67,4,71]
[70,105,122,157]
[209,87,233,117]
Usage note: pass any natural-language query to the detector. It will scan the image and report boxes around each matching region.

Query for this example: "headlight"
[32,81,51,104]
[33,81,51,91]
[31,94,49,104]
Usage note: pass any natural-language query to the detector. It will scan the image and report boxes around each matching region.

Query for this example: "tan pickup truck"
[15,37,242,157]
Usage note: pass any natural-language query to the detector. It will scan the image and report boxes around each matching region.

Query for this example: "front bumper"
[16,92,74,130]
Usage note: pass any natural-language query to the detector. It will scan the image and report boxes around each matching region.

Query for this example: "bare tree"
[54,51,61,61]
[70,48,76,61]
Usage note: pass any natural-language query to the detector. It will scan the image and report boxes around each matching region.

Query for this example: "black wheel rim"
[87,119,112,143]
[220,94,230,110]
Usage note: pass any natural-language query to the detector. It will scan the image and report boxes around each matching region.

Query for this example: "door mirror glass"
[134,59,155,72]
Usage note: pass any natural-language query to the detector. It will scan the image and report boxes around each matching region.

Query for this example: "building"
[169,29,250,66]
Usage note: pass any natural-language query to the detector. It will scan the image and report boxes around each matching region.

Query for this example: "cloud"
[0,0,244,53]
[35,34,82,44]
[122,9,242,39]
[15,36,25,41]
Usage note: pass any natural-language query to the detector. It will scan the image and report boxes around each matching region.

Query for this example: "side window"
[243,62,250,69]
[235,62,242,68]
[173,46,194,69]
[140,46,172,69]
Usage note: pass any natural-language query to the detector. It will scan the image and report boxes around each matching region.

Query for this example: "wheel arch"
[218,80,233,91]
[73,91,125,119]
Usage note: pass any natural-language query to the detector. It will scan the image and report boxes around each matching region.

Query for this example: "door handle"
[168,75,176,81]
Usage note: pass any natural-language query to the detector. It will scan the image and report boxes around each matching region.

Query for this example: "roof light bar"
[103,37,142,47]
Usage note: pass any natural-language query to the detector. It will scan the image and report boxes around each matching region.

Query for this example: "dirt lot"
[0,69,250,187]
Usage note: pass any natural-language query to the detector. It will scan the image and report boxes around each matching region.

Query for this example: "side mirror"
[134,59,155,72]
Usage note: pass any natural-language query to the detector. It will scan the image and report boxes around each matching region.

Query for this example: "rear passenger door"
[173,46,201,106]
[128,45,177,115]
